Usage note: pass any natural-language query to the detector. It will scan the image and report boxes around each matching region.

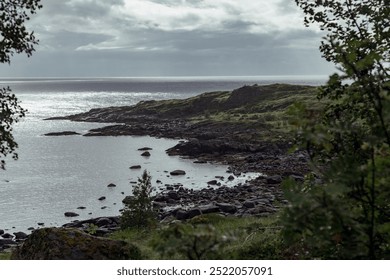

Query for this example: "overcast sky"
[0,0,335,78]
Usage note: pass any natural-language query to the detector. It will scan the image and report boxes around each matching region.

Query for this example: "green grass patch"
[110,213,286,260]
[0,252,11,260]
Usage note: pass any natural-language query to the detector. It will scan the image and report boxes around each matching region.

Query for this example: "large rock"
[170,170,186,176]
[217,203,238,214]
[13,231,28,240]
[11,227,141,260]
[266,175,283,184]
[175,208,202,220]
[64,212,79,217]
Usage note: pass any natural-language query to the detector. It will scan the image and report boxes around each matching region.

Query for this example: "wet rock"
[11,227,142,260]
[98,196,106,201]
[141,151,151,157]
[37,223,45,226]
[170,170,186,176]
[77,206,86,210]
[64,212,79,217]
[13,231,28,240]
[0,239,16,246]
[1,233,13,239]
[27,227,35,231]
[199,204,220,214]
[217,203,238,214]
[228,175,235,181]
[107,183,116,188]
[175,209,189,220]
[96,218,112,227]
[207,180,218,185]
[130,165,142,169]
[266,175,283,184]
[0,229,4,235]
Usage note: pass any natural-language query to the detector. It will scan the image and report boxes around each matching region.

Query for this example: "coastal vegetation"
[1,0,389,260]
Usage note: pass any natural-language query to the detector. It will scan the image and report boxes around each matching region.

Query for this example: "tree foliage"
[282,0,390,259]
[0,0,42,169]
[120,170,157,229]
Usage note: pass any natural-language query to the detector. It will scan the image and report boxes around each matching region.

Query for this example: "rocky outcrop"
[44,131,80,136]
[11,227,141,260]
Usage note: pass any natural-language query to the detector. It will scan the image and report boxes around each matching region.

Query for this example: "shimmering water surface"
[0,76,326,232]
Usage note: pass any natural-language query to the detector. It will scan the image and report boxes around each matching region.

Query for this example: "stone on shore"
[170,170,186,176]
[266,175,283,184]
[141,151,151,157]
[13,231,28,240]
[64,212,79,217]
[107,183,116,188]
[130,165,142,169]
[11,227,141,260]
[217,203,238,214]
[1,233,13,239]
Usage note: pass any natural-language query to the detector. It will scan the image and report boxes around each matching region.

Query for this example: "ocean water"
[0,76,327,232]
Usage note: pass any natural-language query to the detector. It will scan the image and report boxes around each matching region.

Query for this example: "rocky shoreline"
[1,84,314,254]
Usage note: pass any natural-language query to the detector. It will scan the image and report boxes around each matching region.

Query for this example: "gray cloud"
[0,0,334,77]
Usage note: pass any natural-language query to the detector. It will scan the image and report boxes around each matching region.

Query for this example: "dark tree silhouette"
[0,0,42,169]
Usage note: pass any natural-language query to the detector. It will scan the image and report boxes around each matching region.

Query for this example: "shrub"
[120,170,156,229]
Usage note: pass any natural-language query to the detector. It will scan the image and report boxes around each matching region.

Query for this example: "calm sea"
[0,76,327,232]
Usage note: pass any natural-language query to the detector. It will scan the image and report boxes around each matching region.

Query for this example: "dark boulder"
[0,239,16,246]
[64,212,79,217]
[96,217,112,227]
[170,170,186,176]
[130,165,142,169]
[107,183,116,188]
[13,231,28,240]
[207,180,218,185]
[11,227,142,260]
[217,203,238,214]
[266,175,283,184]
[141,151,151,157]
[1,233,14,239]
[98,196,106,201]
[243,201,256,209]
[0,229,4,235]
[199,204,220,214]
